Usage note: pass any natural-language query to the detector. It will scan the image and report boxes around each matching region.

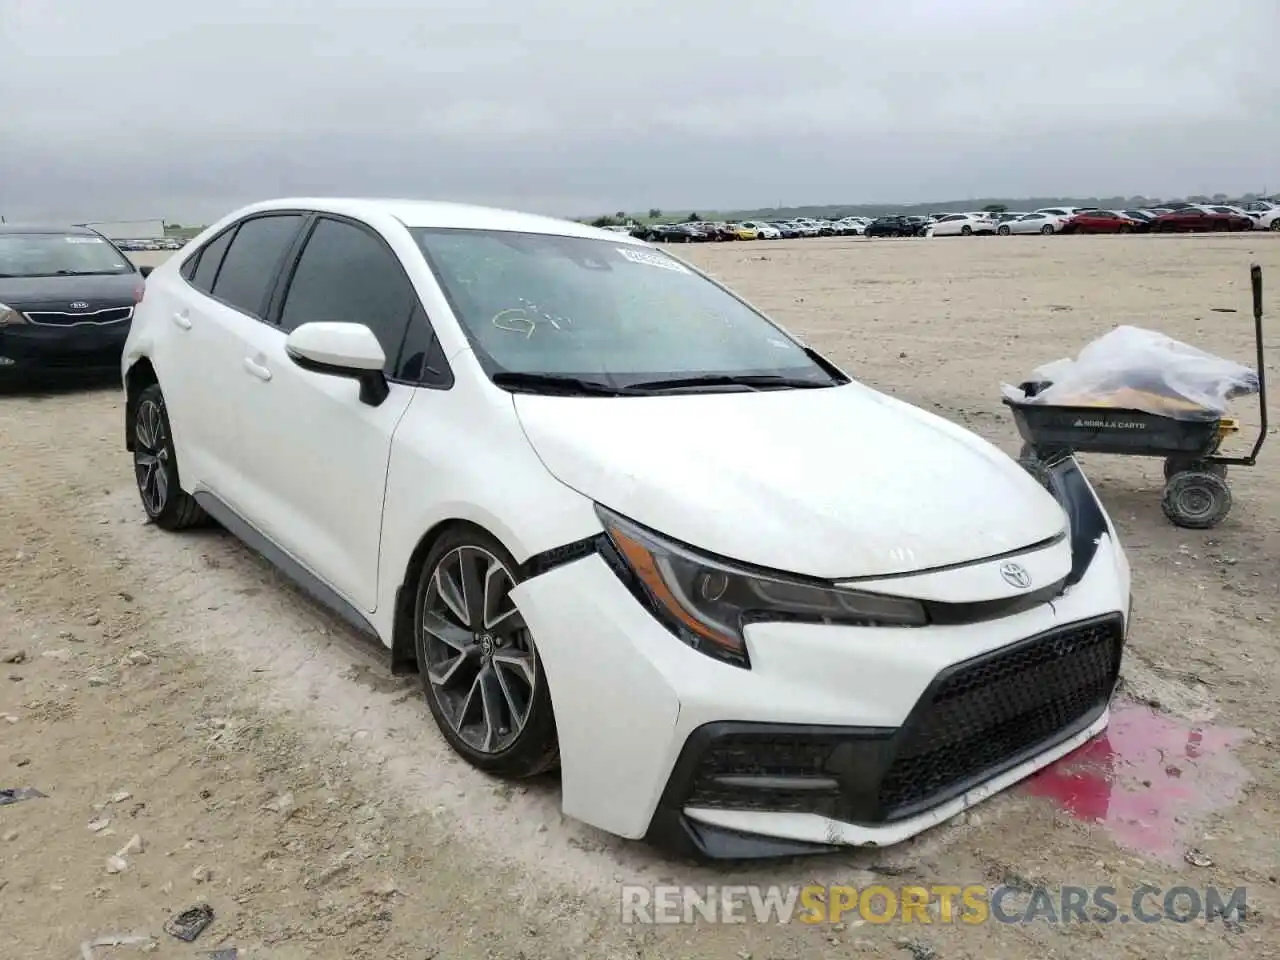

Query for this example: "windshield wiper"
[52,270,121,276]
[490,371,639,396]
[627,374,835,392]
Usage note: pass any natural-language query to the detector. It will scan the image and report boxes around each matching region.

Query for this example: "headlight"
[595,505,927,668]
[0,303,27,327]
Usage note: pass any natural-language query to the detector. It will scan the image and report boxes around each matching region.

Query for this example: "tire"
[413,526,558,778]
[960,225,972,236]
[1040,224,1054,235]
[132,383,207,530]
[1163,456,1227,482]
[998,225,1011,236]
[1271,220,1280,232]
[1161,471,1232,529]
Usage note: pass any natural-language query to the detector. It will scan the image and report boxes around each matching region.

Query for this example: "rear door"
[164,214,306,496]
[230,215,427,611]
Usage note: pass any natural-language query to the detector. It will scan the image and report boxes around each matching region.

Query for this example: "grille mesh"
[878,616,1122,814]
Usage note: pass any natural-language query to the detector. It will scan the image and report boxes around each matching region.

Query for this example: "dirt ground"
[3,234,1279,959]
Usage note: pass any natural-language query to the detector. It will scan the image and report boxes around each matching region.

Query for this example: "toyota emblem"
[69,301,90,310]
[999,561,1032,589]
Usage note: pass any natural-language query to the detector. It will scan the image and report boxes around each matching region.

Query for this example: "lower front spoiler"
[644,707,1110,862]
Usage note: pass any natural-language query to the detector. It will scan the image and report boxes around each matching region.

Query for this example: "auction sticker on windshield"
[616,247,691,273]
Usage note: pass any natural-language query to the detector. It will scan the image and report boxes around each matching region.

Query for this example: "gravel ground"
[2,233,1279,958]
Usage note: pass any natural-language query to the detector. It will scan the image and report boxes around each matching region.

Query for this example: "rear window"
[208,215,305,318]
[0,233,134,278]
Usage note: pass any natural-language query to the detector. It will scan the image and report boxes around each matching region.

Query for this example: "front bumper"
[510,458,1131,860]
[0,317,131,377]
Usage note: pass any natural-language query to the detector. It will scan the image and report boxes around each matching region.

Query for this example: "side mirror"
[285,322,390,406]
[138,265,153,278]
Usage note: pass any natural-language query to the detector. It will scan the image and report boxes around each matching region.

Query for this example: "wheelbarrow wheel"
[1161,471,1232,529]
[1163,456,1227,481]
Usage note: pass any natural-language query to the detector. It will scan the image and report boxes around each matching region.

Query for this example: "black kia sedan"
[0,224,151,383]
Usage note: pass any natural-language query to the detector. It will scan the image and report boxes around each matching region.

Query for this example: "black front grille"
[670,614,1124,824]
[878,615,1122,816]
[25,306,133,326]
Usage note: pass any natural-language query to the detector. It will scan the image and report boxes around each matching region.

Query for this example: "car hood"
[513,381,1068,579]
[0,273,140,307]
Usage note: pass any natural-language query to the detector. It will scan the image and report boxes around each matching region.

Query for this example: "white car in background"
[788,220,821,237]
[1199,204,1256,223]
[740,221,781,239]
[1258,208,1280,231]
[926,213,998,237]
[998,212,1068,235]
[120,197,1131,861]
[834,217,867,235]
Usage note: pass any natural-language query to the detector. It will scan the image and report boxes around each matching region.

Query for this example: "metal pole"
[1249,264,1267,464]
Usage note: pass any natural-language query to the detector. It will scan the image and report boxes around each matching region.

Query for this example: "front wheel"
[414,527,558,778]
[1271,220,1280,232]
[998,225,1011,236]
[132,383,207,530]
[960,225,973,236]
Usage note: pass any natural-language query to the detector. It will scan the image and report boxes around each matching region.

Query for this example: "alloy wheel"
[420,546,536,754]
[133,398,170,516]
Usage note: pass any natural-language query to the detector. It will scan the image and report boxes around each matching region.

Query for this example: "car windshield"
[411,228,841,390]
[0,233,134,278]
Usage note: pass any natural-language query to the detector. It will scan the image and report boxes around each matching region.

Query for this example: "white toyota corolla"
[122,198,1131,860]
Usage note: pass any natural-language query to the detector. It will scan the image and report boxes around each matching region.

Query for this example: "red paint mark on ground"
[1022,701,1250,864]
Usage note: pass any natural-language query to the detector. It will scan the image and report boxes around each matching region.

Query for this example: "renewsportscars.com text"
[620,883,1248,925]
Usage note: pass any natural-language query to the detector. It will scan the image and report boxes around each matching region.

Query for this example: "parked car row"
[923,200,1280,238]
[627,198,1280,243]
[627,216,873,242]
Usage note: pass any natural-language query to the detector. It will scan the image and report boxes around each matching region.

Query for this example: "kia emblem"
[69,301,90,310]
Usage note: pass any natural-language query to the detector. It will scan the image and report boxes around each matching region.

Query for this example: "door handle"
[171,312,192,330]
[243,357,272,382]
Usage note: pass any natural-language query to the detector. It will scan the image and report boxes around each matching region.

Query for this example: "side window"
[209,214,305,318]
[189,228,236,293]
[179,249,200,281]
[396,304,454,388]
[277,217,416,373]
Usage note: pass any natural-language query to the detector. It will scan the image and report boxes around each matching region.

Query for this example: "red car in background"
[1148,208,1254,232]
[1059,209,1139,234]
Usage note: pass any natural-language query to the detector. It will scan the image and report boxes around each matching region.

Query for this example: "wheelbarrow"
[1003,265,1267,529]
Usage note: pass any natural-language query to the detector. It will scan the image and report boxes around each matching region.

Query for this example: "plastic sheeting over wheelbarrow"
[1001,325,1260,420]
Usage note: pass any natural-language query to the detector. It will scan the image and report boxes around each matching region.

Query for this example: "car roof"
[0,222,102,236]
[222,197,646,244]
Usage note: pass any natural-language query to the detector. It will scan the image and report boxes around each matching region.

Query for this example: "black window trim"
[179,210,310,320]
[269,212,454,391]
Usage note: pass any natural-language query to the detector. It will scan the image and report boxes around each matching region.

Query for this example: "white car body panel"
[514,521,1129,840]
[512,384,1067,579]
[122,196,1133,860]
[228,318,413,612]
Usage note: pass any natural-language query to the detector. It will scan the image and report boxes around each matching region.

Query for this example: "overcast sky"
[2,0,1277,224]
